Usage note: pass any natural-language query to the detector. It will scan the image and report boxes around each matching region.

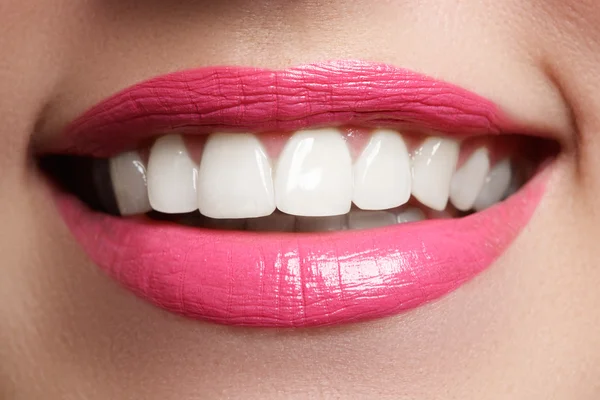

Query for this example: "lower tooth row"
[175,208,426,232]
[109,129,515,219]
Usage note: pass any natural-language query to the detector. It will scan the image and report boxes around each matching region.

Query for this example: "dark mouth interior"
[38,134,558,232]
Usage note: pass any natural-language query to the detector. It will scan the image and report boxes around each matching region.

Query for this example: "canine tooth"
[197,133,275,219]
[353,129,411,210]
[473,159,512,211]
[275,129,352,217]
[449,148,490,211]
[109,151,152,216]
[411,137,459,211]
[396,208,426,223]
[246,212,296,232]
[296,215,347,232]
[348,211,396,230]
[147,135,198,214]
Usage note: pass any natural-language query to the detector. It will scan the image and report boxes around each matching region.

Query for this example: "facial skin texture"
[1,0,600,398]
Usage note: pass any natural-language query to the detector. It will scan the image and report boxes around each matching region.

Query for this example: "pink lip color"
[53,60,546,327]
[54,60,517,157]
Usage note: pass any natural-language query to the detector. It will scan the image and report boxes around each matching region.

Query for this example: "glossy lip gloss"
[49,60,549,327]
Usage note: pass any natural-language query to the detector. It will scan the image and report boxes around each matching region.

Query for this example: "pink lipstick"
[46,60,549,327]
[54,60,517,157]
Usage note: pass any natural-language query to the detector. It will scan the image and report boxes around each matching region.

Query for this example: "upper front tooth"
[353,129,411,210]
[473,159,512,211]
[197,133,276,219]
[147,134,198,214]
[275,128,353,217]
[109,151,152,216]
[411,137,460,211]
[449,148,490,211]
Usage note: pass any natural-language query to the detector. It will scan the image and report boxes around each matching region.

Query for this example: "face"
[1,1,600,399]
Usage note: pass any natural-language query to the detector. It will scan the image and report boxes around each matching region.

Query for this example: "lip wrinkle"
[52,60,518,157]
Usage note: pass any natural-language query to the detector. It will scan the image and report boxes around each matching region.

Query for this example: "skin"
[1,0,599,398]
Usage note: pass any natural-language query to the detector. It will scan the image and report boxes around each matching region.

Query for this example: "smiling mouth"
[38,60,557,327]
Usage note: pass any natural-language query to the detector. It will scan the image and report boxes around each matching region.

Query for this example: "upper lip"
[51,59,522,157]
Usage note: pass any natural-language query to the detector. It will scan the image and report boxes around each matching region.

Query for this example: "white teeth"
[296,215,347,232]
[147,134,198,214]
[275,128,353,217]
[115,127,520,227]
[396,208,426,223]
[348,210,396,230]
[197,133,275,219]
[449,148,490,211]
[109,151,152,216]
[411,137,459,211]
[246,212,296,232]
[473,159,512,211]
[353,129,411,210]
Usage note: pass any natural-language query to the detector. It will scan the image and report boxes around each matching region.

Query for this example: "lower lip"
[54,164,549,327]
